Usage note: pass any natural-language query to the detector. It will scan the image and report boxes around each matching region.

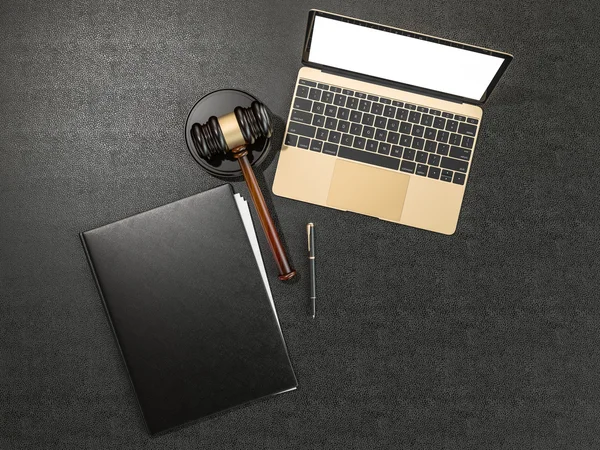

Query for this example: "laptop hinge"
[320,67,465,105]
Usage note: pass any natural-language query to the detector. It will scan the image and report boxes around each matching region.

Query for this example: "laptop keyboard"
[284,78,480,185]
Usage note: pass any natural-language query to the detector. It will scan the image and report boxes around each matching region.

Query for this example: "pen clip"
[307,223,313,252]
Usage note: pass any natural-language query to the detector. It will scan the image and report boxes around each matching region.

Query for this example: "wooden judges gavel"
[190,101,296,281]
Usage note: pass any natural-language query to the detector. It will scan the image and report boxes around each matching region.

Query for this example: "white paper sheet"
[234,193,280,324]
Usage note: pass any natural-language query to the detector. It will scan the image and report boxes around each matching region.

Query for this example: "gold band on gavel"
[217,112,246,150]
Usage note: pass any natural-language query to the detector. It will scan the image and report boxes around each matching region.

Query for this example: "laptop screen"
[304,12,512,104]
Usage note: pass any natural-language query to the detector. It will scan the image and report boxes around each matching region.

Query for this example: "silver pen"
[307,223,316,318]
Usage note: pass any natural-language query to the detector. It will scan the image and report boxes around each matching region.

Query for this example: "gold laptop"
[273,10,512,234]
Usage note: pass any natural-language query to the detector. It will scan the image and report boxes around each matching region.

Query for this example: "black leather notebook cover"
[80,184,297,435]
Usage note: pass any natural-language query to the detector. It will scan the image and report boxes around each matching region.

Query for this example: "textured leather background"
[1,0,599,448]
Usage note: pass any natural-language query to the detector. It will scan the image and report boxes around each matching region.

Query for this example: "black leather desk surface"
[1,0,599,448]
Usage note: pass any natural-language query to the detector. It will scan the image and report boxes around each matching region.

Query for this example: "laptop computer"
[273,10,512,234]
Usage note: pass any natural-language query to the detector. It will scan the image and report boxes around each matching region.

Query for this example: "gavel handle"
[232,146,296,281]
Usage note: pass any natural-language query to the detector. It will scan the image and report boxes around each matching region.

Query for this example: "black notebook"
[80,184,297,435]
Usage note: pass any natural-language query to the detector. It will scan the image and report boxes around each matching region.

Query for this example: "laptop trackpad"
[326,159,410,221]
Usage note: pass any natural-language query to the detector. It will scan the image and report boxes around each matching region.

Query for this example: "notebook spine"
[79,232,152,434]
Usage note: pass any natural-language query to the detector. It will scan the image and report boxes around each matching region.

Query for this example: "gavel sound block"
[187,95,296,281]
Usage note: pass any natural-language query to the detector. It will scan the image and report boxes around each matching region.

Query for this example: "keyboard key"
[350,123,362,135]
[350,110,362,122]
[421,114,433,126]
[298,137,310,149]
[330,86,342,93]
[411,125,425,137]
[375,128,387,141]
[341,134,353,146]
[428,167,441,179]
[417,106,428,113]
[299,79,317,87]
[442,112,453,119]
[337,107,350,120]
[403,148,415,161]
[387,132,399,144]
[392,100,404,107]
[391,145,403,158]
[467,117,479,124]
[433,117,446,129]
[441,156,468,173]
[328,131,341,144]
[312,114,325,127]
[342,89,354,96]
[429,109,441,116]
[380,97,391,105]
[445,120,458,132]
[411,137,424,150]
[338,146,400,170]
[325,104,337,117]
[309,88,321,100]
[375,116,387,128]
[441,169,453,182]
[396,108,408,121]
[454,115,466,122]
[296,85,309,98]
[367,94,379,101]
[449,146,471,161]
[362,126,375,138]
[462,136,474,149]
[359,100,371,112]
[424,127,437,140]
[337,120,350,133]
[400,134,412,147]
[398,122,410,134]
[291,109,312,124]
[325,117,338,130]
[436,131,449,143]
[458,122,477,136]
[428,153,440,166]
[310,139,323,152]
[408,111,421,124]
[316,128,328,141]
[321,91,334,104]
[371,102,384,115]
[353,137,366,149]
[317,83,329,90]
[437,143,450,155]
[449,133,462,145]
[366,139,378,152]
[361,113,375,126]
[424,140,437,153]
[346,97,359,109]
[416,151,428,163]
[312,102,325,114]
[453,172,466,185]
[294,97,312,111]
[386,119,399,131]
[323,142,338,156]
[354,92,366,99]
[289,122,316,138]
[405,103,416,110]
[378,142,391,155]
[334,94,346,106]
[400,160,416,174]
[416,164,428,176]
[285,133,298,146]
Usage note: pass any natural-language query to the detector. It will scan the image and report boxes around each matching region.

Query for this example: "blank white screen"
[308,16,505,101]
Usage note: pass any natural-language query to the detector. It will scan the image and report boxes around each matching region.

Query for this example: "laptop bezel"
[301,10,513,105]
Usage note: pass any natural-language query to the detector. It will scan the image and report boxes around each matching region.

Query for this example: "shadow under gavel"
[190,101,296,281]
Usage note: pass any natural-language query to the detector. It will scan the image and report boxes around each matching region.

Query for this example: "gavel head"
[190,101,273,160]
